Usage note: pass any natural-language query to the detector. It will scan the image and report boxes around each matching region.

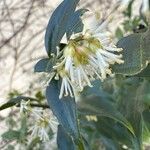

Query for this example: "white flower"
[20,100,30,113]
[59,75,74,99]
[20,100,59,142]
[53,11,124,99]
[86,115,98,122]
[29,110,58,142]
[44,133,57,150]
[49,115,59,133]
[30,122,49,141]
[52,65,74,99]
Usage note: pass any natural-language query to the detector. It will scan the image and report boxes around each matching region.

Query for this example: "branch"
[0,96,47,111]
[0,0,35,49]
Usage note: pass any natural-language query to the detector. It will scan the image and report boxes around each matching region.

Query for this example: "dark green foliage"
[57,125,76,150]
[46,79,79,140]
[113,33,144,75]
[44,0,84,56]
[34,58,53,72]
[123,0,134,18]
[115,27,123,39]
[2,130,20,141]
[136,64,150,77]
[2,115,28,143]
[78,93,134,135]
[66,9,88,39]
[113,28,150,75]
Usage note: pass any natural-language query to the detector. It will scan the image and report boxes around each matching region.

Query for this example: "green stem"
[77,139,84,150]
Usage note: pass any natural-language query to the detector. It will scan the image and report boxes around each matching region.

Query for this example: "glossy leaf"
[95,118,135,149]
[66,9,87,39]
[34,58,53,73]
[45,0,80,56]
[113,33,145,75]
[80,116,135,149]
[141,28,150,63]
[135,64,150,77]
[57,125,76,150]
[143,110,150,142]
[117,78,144,150]
[46,79,79,140]
[78,93,134,135]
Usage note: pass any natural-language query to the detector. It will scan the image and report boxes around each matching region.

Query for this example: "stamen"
[80,65,93,87]
[59,79,65,99]
[64,78,69,96]
[77,68,83,91]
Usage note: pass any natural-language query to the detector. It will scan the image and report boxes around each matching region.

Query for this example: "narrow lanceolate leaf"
[135,64,150,77]
[78,95,134,135]
[34,58,53,73]
[127,85,144,150]
[57,125,76,150]
[95,118,134,149]
[117,79,144,150]
[46,79,79,140]
[141,28,150,64]
[66,9,88,39]
[45,0,80,56]
[113,33,145,75]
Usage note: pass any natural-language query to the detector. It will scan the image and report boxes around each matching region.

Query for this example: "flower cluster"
[20,100,58,141]
[29,113,58,141]
[51,12,124,99]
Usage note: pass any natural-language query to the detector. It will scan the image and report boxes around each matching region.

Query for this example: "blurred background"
[0,0,149,149]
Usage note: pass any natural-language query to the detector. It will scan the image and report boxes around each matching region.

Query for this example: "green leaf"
[80,116,135,149]
[34,58,53,72]
[114,25,150,76]
[7,145,15,150]
[141,28,150,63]
[78,93,134,135]
[27,137,41,150]
[66,9,88,39]
[123,0,134,18]
[80,136,90,150]
[143,110,150,142]
[46,79,79,140]
[78,81,134,136]
[2,130,20,140]
[80,80,112,100]
[8,90,20,99]
[19,115,28,142]
[45,0,80,56]
[138,80,150,107]
[116,78,144,150]
[100,136,120,150]
[113,33,145,75]
[115,27,124,39]
[135,64,150,77]
[57,125,76,150]
[95,118,135,149]
[35,91,45,101]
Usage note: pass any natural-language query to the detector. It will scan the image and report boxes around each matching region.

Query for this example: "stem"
[77,139,85,150]
[30,103,49,109]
